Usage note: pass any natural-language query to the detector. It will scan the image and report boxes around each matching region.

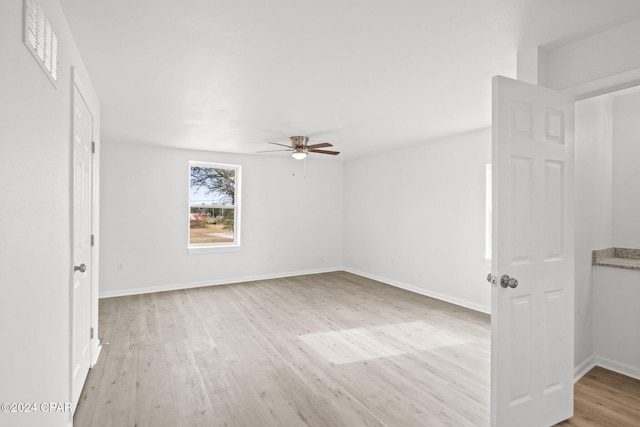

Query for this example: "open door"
[491,76,575,427]
[71,78,94,409]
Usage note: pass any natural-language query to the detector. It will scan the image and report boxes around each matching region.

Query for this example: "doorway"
[574,85,640,380]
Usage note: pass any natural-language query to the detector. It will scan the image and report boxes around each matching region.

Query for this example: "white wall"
[593,267,640,380]
[574,95,613,373]
[0,1,99,426]
[343,129,492,313]
[99,142,343,296]
[612,89,640,247]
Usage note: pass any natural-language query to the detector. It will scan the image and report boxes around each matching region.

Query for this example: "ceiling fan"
[258,136,340,160]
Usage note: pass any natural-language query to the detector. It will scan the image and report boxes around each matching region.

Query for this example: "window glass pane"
[190,166,235,206]
[189,207,235,245]
[189,163,239,247]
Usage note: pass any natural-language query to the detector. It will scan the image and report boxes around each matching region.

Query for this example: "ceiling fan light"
[292,150,307,160]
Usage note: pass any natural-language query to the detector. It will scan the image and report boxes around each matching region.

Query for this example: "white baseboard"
[343,267,491,314]
[594,355,640,381]
[574,356,596,383]
[573,354,640,382]
[99,267,342,298]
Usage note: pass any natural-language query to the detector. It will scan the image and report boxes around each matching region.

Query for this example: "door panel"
[72,83,93,409]
[509,294,533,404]
[510,156,533,262]
[544,161,564,258]
[491,76,574,427]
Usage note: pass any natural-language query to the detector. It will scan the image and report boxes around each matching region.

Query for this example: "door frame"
[562,67,640,101]
[69,67,101,413]
[565,68,640,383]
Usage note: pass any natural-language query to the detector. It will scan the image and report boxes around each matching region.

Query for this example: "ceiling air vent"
[23,0,58,86]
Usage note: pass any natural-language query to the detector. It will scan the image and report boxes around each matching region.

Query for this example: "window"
[189,161,241,251]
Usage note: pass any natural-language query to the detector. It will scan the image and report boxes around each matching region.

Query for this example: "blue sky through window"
[190,186,231,206]
[189,166,236,206]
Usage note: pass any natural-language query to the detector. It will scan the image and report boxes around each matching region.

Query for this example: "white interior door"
[71,83,94,408]
[491,76,575,427]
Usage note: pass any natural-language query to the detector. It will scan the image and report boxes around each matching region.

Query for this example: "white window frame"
[188,161,241,254]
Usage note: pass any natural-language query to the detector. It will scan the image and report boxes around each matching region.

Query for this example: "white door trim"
[562,67,640,101]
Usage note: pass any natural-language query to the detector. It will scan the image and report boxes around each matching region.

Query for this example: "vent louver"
[23,0,58,85]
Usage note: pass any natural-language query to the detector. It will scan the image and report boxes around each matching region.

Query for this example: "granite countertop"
[592,247,640,271]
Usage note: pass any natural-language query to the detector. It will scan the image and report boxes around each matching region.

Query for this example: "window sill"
[188,244,241,255]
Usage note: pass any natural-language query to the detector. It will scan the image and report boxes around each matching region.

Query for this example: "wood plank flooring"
[75,271,640,426]
[556,366,640,427]
[74,271,491,426]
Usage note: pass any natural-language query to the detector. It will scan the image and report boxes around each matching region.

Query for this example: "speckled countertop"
[592,248,640,271]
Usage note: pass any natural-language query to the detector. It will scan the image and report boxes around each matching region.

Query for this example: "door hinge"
[91,141,96,154]
[90,327,94,340]
[91,235,95,246]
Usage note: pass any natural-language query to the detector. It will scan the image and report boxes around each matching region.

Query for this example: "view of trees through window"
[189,163,239,246]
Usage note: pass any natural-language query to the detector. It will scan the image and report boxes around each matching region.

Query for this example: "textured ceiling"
[59,0,640,160]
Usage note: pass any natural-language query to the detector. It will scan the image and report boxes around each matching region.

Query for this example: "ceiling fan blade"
[306,142,333,149]
[257,149,292,153]
[267,142,293,148]
[309,149,340,155]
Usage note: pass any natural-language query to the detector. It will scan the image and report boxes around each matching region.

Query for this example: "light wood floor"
[75,271,640,426]
[556,366,640,427]
[74,271,491,426]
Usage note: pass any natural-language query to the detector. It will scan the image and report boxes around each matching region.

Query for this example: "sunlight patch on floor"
[299,328,404,364]
[375,320,468,352]
[299,320,470,365]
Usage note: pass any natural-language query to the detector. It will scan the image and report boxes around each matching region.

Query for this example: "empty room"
[2,1,640,426]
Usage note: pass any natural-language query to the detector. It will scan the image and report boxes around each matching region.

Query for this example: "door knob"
[74,264,87,273]
[500,274,518,288]
[486,273,497,285]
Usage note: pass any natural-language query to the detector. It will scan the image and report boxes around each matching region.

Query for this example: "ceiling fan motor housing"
[290,136,309,148]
